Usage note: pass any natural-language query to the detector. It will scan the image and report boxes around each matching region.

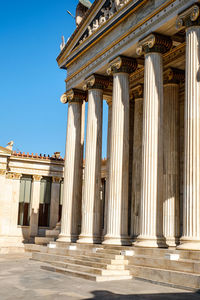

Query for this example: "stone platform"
[25,242,200,290]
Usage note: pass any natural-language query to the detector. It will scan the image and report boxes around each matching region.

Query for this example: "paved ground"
[0,254,200,300]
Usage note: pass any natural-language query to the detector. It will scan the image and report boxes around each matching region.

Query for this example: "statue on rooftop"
[76,0,92,27]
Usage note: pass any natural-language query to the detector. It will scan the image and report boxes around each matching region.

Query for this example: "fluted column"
[135,33,172,248]
[78,74,109,244]
[131,85,143,243]
[176,5,200,250]
[58,89,85,243]
[163,68,184,247]
[103,97,112,237]
[103,56,138,245]
[50,177,61,229]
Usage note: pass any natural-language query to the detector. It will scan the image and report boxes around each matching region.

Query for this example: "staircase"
[27,243,132,282]
[25,242,200,288]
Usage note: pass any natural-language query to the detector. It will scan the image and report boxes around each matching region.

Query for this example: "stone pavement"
[0,254,200,300]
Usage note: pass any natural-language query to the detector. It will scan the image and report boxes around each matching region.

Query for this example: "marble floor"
[0,253,200,300]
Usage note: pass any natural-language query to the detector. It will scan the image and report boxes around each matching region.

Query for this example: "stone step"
[49,260,130,276]
[32,252,127,269]
[130,265,200,289]
[35,237,56,245]
[41,265,132,282]
[127,254,200,274]
[25,244,47,253]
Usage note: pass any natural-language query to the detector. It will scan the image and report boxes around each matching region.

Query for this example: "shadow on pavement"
[86,289,200,299]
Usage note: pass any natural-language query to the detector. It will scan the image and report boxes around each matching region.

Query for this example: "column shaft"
[103,73,130,245]
[179,26,200,250]
[30,176,41,238]
[58,101,82,242]
[78,89,103,243]
[163,84,180,247]
[131,98,143,242]
[136,53,165,247]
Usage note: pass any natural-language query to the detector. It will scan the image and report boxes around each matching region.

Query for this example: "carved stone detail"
[61,89,86,104]
[83,74,111,90]
[0,169,6,176]
[136,33,172,55]
[176,4,200,29]
[52,177,62,183]
[32,175,42,182]
[107,56,138,75]
[164,68,185,84]
[6,173,22,180]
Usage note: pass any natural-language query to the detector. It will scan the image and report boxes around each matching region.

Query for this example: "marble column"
[103,56,138,245]
[163,68,184,247]
[176,5,200,250]
[78,74,109,244]
[50,177,61,229]
[58,89,85,243]
[30,175,42,238]
[130,85,143,243]
[103,97,112,237]
[135,33,172,248]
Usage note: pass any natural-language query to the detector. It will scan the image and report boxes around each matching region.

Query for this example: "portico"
[57,0,200,251]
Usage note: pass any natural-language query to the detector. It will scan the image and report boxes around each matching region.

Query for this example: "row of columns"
[59,4,200,250]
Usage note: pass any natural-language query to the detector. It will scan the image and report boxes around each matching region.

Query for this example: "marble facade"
[58,0,200,250]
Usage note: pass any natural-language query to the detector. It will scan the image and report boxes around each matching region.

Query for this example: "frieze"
[78,0,130,46]
[66,0,190,90]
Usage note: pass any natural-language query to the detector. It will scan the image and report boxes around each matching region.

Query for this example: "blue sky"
[0,0,108,158]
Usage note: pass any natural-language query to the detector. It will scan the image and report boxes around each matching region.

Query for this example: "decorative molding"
[107,55,138,75]
[52,177,62,183]
[132,84,144,99]
[164,67,185,84]
[176,4,200,29]
[83,74,111,90]
[32,175,42,182]
[136,33,172,55]
[0,169,6,176]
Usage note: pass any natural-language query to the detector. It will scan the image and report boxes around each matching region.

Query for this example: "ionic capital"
[6,173,22,180]
[52,176,62,183]
[83,74,111,91]
[0,169,6,176]
[164,68,185,84]
[132,84,144,100]
[33,175,42,182]
[60,89,86,104]
[176,4,200,29]
[107,56,138,75]
[136,33,172,56]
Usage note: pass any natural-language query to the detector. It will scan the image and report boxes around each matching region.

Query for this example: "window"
[18,176,32,226]
[38,177,52,227]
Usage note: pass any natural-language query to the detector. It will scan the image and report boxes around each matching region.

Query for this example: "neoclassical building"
[57,0,200,251]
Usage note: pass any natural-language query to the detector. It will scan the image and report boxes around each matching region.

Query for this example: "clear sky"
[0,0,108,158]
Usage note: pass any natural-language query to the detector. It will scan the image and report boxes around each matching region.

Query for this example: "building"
[0,143,64,253]
[29,0,200,287]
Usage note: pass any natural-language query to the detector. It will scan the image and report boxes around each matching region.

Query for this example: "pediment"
[57,0,132,68]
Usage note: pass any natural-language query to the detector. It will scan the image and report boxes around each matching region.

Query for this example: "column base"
[134,236,167,248]
[57,234,78,243]
[77,235,101,244]
[165,237,180,248]
[177,237,200,250]
[103,235,131,246]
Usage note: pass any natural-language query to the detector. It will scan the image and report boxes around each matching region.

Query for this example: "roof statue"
[6,141,14,151]
[76,0,92,27]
